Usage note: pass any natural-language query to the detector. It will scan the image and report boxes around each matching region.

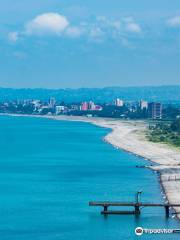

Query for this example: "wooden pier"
[89,192,180,218]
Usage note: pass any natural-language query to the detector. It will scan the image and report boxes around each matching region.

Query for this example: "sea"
[0,115,179,240]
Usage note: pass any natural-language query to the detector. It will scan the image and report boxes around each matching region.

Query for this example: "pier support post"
[104,205,108,212]
[134,205,140,216]
[101,205,108,214]
[165,206,169,218]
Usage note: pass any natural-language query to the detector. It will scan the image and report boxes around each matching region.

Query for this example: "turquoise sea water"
[0,115,179,240]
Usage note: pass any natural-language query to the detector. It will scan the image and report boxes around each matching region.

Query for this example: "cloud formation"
[89,27,104,40]
[8,32,19,42]
[167,16,180,27]
[7,12,142,43]
[123,17,142,33]
[25,13,69,35]
[126,22,141,33]
[65,26,84,38]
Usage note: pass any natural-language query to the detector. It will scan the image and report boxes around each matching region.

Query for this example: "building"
[140,100,148,110]
[32,100,41,111]
[114,98,124,107]
[49,97,56,108]
[81,102,88,111]
[70,105,79,111]
[89,101,96,110]
[95,105,103,111]
[148,102,162,119]
[56,106,65,115]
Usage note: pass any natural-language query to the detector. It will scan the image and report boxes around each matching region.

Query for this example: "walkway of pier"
[89,192,180,217]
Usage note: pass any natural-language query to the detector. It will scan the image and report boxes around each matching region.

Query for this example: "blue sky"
[0,0,180,88]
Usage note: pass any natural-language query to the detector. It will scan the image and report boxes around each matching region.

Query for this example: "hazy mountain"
[0,86,179,103]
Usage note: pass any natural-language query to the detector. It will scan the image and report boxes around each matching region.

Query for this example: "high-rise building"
[89,101,96,110]
[114,98,123,107]
[148,102,162,119]
[140,100,148,110]
[49,97,56,108]
[81,102,88,111]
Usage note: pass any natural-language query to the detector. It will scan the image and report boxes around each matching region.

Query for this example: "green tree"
[171,118,180,133]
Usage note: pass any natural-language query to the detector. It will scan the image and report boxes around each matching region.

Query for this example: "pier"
[89,192,180,218]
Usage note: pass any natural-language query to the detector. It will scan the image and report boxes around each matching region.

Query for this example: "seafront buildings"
[148,102,162,119]
[81,101,103,111]
[0,98,165,120]
[140,100,148,110]
[81,102,88,111]
[56,106,66,115]
[114,98,124,107]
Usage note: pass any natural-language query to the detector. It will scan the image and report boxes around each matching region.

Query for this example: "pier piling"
[165,206,170,218]
[135,205,141,215]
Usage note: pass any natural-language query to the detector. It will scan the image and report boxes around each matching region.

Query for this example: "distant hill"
[0,86,179,103]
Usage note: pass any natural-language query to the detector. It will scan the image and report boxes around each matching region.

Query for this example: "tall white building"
[114,98,124,107]
[49,97,56,108]
[140,100,148,110]
[89,101,96,110]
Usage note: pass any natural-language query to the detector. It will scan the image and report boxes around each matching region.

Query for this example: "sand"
[53,115,180,219]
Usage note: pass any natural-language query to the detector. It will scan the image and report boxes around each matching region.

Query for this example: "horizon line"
[0,84,180,91]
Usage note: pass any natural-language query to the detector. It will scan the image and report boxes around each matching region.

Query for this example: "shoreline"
[2,113,180,220]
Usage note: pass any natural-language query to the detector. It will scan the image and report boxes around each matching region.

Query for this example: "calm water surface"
[0,116,179,240]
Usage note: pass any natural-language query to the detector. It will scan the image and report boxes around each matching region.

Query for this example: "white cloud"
[111,21,121,30]
[123,17,141,33]
[25,13,69,36]
[97,16,121,31]
[167,16,180,27]
[65,26,84,38]
[89,27,104,41]
[8,32,19,42]
[126,22,142,33]
[7,13,142,44]
[96,16,141,34]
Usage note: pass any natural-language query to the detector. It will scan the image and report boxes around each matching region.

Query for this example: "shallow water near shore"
[0,115,179,240]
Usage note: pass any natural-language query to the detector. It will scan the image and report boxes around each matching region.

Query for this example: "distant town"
[0,97,179,121]
[0,97,179,147]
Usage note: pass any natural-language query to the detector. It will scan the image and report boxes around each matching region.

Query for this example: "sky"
[0,0,180,88]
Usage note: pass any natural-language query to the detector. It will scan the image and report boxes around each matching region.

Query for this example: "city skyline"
[1,0,180,88]
[0,96,163,120]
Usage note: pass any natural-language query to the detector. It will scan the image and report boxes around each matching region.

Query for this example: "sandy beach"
[3,114,180,219]
[47,115,180,220]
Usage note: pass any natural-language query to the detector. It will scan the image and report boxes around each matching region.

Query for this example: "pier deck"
[89,201,180,217]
